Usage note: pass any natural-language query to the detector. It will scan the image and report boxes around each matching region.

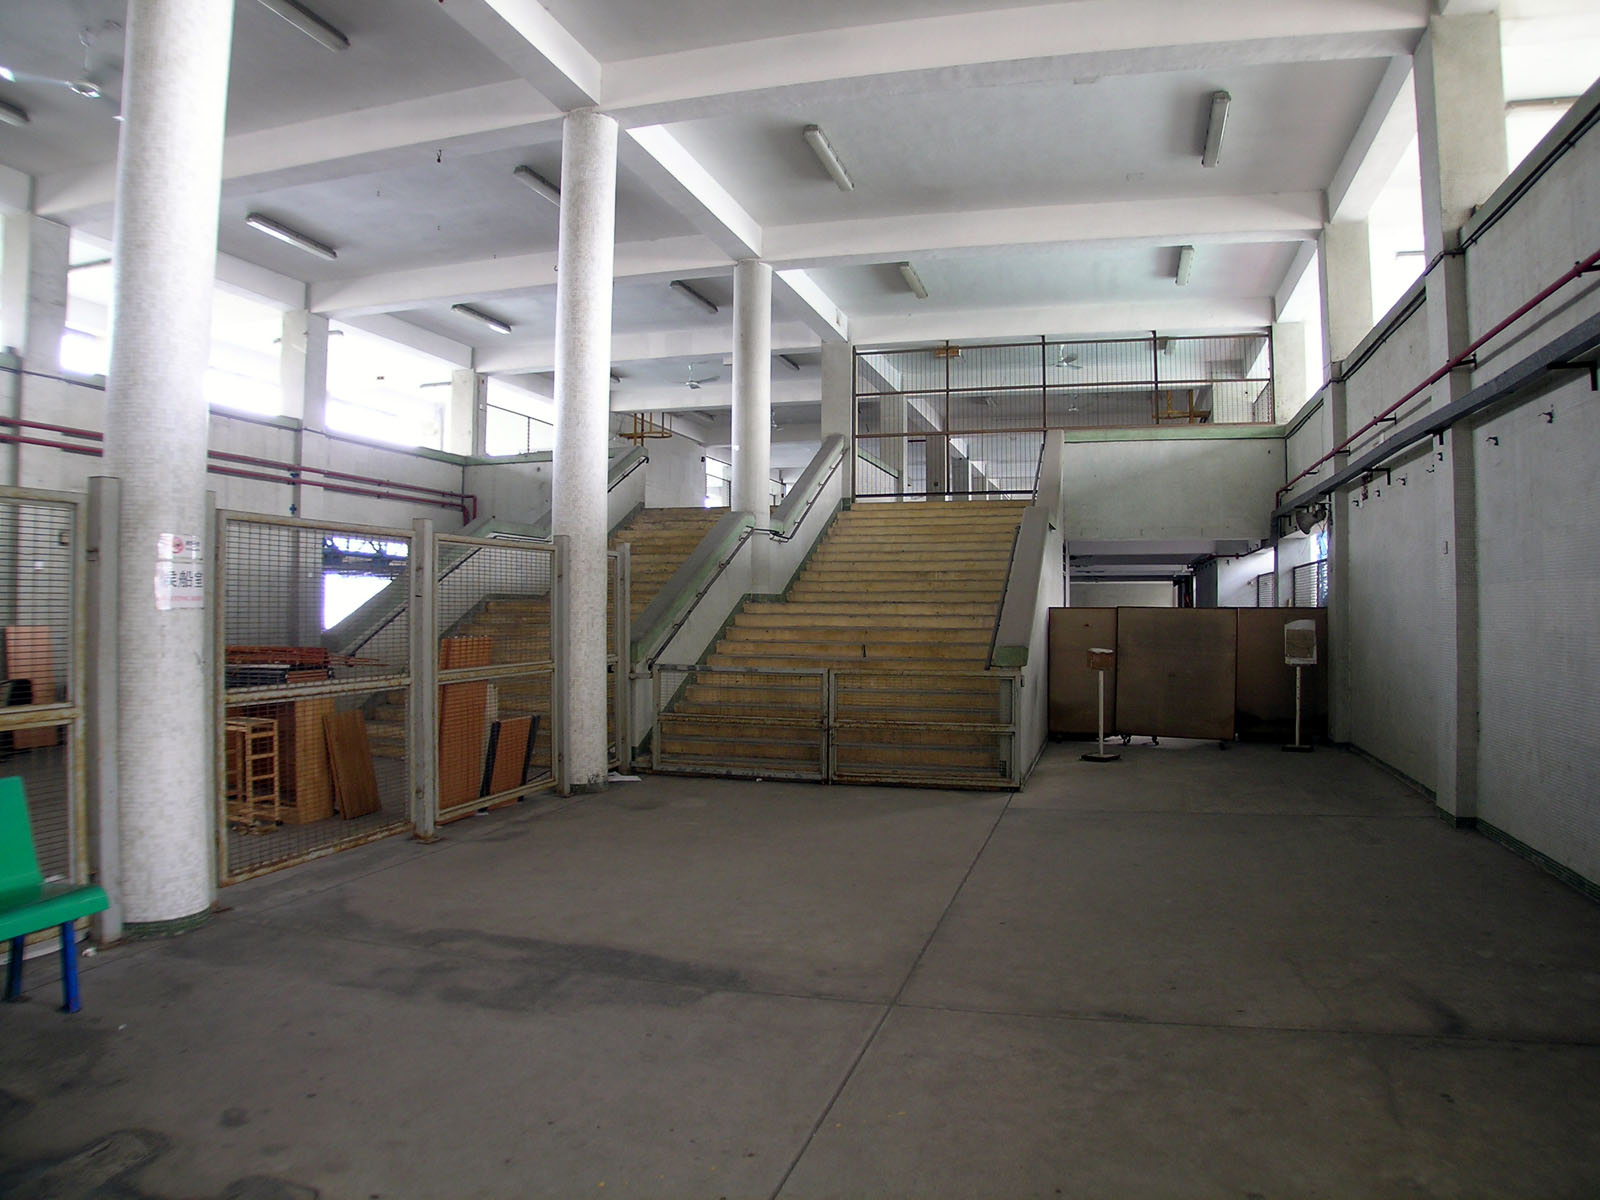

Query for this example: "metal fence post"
[410,518,439,839]
[613,542,631,773]
[552,533,569,795]
[86,477,122,943]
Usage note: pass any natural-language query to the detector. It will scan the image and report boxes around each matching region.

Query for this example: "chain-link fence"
[218,514,413,881]
[0,493,84,890]
[434,533,557,822]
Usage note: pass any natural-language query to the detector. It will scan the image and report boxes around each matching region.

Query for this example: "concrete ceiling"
[1,0,1595,422]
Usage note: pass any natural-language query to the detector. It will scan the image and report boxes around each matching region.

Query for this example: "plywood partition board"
[1115,608,1237,741]
[1047,608,1118,736]
[1236,608,1329,738]
[439,637,493,812]
[323,710,382,819]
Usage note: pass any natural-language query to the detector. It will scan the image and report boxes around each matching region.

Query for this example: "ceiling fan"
[1054,351,1084,370]
[0,21,125,120]
[683,363,717,390]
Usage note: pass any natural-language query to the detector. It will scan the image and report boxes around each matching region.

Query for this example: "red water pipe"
[0,417,476,519]
[1279,245,1600,505]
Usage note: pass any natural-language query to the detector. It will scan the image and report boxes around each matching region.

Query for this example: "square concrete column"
[1318,220,1374,369]
[446,369,488,458]
[820,341,854,500]
[1270,322,1308,421]
[1,214,69,368]
[1413,10,1506,822]
[279,309,328,428]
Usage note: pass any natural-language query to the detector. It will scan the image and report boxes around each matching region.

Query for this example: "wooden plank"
[1047,608,1117,736]
[323,710,382,819]
[439,637,492,811]
[5,625,58,748]
[481,715,536,797]
[1114,608,1237,741]
[1235,608,1329,738]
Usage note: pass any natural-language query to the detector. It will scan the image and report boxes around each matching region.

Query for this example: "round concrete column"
[552,109,618,792]
[731,259,772,519]
[104,0,235,932]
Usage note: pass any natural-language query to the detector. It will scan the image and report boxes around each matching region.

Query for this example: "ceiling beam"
[309,234,728,316]
[1273,240,1321,321]
[479,321,821,374]
[605,0,1428,124]
[1327,55,1417,221]
[35,81,560,221]
[763,192,1325,269]
[621,126,762,258]
[432,0,601,111]
[773,269,849,343]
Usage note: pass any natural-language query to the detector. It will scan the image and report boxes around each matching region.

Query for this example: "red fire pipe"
[1279,245,1600,505]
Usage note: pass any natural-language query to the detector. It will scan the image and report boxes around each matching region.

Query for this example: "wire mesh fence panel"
[950,432,1044,496]
[830,670,1018,788]
[219,514,414,882]
[652,664,827,780]
[223,687,409,879]
[435,534,557,821]
[0,494,84,883]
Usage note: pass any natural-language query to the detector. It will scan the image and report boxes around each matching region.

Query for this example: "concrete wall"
[1220,547,1274,608]
[1061,433,1282,542]
[1071,582,1174,608]
[1325,94,1600,886]
[641,431,711,509]
[465,455,552,527]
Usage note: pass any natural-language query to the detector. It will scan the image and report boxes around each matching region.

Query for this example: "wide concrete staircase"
[612,506,727,624]
[367,508,726,790]
[654,500,1029,784]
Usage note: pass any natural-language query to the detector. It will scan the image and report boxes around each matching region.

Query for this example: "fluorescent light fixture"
[609,371,622,383]
[451,303,513,334]
[1201,90,1230,167]
[670,279,719,315]
[0,98,28,127]
[777,354,801,372]
[256,0,349,51]
[245,213,337,261]
[897,262,929,300]
[1175,245,1195,286]
[512,164,560,206]
[803,124,854,192]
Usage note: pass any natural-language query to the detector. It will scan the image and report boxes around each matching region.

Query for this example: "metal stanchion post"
[1081,647,1120,763]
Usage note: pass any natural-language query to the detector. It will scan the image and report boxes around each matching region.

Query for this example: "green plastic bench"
[1,776,108,1013]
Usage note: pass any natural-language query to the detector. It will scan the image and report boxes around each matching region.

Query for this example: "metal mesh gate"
[217,514,413,882]
[434,533,558,822]
[0,490,84,886]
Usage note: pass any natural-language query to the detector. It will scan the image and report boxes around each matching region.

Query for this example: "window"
[326,322,454,450]
[484,378,555,456]
[704,456,731,508]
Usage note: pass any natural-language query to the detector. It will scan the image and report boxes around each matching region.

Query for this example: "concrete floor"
[4,740,1600,1199]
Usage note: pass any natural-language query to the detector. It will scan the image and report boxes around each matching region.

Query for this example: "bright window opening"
[327,322,454,450]
[484,378,555,456]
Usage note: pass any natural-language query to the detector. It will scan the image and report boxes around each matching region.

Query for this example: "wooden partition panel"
[1047,608,1117,736]
[1114,608,1237,740]
[1236,608,1329,736]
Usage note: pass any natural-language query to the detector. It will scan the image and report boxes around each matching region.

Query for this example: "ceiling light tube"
[1175,245,1195,287]
[1202,91,1230,168]
[256,0,350,51]
[898,262,929,300]
[245,213,338,261]
[0,98,29,127]
[777,354,801,372]
[451,303,513,334]
[670,279,719,315]
[512,164,560,206]
[803,124,854,192]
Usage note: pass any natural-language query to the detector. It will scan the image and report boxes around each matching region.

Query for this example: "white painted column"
[552,109,617,793]
[445,368,487,458]
[731,259,772,521]
[103,0,234,932]
[279,309,328,428]
[1317,220,1374,368]
[1414,11,1505,823]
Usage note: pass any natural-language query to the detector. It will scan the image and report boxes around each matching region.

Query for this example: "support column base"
[122,909,212,939]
